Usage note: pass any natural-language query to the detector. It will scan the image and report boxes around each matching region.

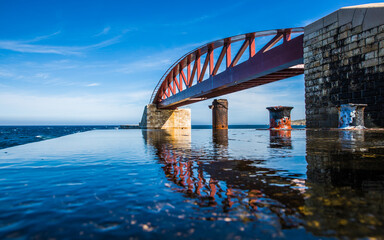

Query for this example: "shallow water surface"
[0,129,384,239]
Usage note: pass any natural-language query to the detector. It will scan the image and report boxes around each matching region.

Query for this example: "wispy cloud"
[27,31,62,43]
[160,1,249,27]
[34,73,50,79]
[94,27,111,36]
[0,35,122,55]
[86,83,100,87]
[115,41,204,74]
[0,68,24,80]
[0,69,14,78]
[116,58,173,74]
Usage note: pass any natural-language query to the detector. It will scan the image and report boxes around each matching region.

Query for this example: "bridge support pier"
[304,3,384,128]
[338,103,367,129]
[267,106,293,130]
[139,104,191,129]
[209,99,228,130]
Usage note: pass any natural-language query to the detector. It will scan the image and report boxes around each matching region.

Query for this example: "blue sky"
[0,0,381,125]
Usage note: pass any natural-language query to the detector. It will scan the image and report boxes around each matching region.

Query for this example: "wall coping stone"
[305,3,384,35]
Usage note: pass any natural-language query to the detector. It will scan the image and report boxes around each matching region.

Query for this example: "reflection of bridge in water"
[142,128,384,238]
[142,129,304,226]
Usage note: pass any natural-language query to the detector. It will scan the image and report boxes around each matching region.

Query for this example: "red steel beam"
[190,50,201,86]
[209,45,214,76]
[257,32,283,54]
[187,57,191,85]
[226,41,231,68]
[168,74,176,95]
[248,33,255,58]
[174,74,181,92]
[199,46,212,82]
[212,44,227,76]
[180,70,188,87]
[284,29,292,42]
[230,39,249,68]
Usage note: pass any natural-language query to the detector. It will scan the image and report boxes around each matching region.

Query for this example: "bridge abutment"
[304,3,384,128]
[139,104,191,129]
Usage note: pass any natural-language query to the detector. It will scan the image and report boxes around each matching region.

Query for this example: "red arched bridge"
[150,28,304,109]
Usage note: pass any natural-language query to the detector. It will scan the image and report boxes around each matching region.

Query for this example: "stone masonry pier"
[139,104,191,129]
[304,3,384,128]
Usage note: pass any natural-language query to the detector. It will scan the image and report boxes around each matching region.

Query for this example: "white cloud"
[27,31,62,43]
[0,69,14,78]
[160,1,248,27]
[0,35,122,55]
[86,83,100,87]
[35,73,50,79]
[95,27,111,36]
[115,42,203,74]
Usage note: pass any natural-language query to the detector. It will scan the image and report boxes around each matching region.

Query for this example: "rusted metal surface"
[266,106,293,130]
[338,104,367,129]
[149,28,304,109]
[209,99,228,129]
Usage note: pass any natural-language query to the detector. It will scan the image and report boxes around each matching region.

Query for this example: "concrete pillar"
[209,99,228,129]
[338,104,367,129]
[139,104,191,129]
[304,3,384,128]
[266,106,293,129]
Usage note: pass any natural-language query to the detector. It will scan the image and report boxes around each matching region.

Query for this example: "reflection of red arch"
[150,28,304,109]
[159,148,226,207]
[158,148,266,210]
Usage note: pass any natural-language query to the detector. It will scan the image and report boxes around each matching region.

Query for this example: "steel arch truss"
[150,28,304,109]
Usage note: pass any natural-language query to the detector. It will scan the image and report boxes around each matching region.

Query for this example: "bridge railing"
[149,28,304,106]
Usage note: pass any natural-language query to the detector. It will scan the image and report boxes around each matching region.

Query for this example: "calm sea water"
[0,127,383,239]
[0,126,118,150]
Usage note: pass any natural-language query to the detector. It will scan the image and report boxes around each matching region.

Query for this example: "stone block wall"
[304,4,384,128]
[139,104,191,129]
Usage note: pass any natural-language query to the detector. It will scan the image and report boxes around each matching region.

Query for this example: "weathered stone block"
[349,42,358,50]
[362,58,379,68]
[380,40,384,48]
[377,33,384,40]
[362,43,378,53]
[365,51,377,60]
[366,36,375,44]
[338,31,349,40]
[352,26,363,35]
